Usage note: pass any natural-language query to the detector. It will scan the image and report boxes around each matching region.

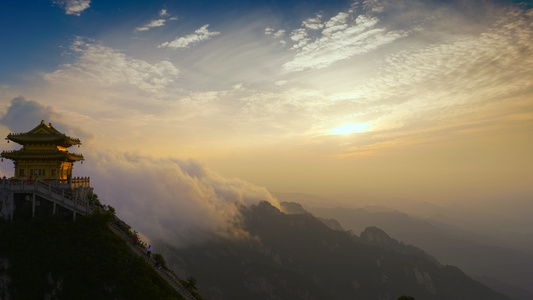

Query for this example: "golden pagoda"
[1,120,84,183]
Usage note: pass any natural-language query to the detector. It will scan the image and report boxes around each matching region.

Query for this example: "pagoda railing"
[0,177,93,216]
[10,177,91,189]
[70,177,90,188]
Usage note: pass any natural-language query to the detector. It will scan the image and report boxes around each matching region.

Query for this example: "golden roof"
[1,149,84,162]
[6,120,82,147]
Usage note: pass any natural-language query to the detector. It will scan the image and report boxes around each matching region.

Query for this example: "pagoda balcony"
[1,176,91,190]
[0,176,94,219]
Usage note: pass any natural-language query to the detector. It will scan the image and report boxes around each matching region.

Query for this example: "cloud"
[53,0,90,16]
[13,0,533,167]
[265,27,287,45]
[302,15,324,30]
[159,25,220,49]
[264,27,274,35]
[85,151,280,247]
[0,97,59,132]
[289,28,309,49]
[0,97,96,178]
[0,96,94,144]
[135,8,177,32]
[310,5,533,155]
[283,10,405,71]
[44,37,179,94]
[136,19,166,32]
[363,0,384,13]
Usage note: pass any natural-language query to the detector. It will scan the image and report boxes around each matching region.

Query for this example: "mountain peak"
[280,201,308,214]
[360,226,399,247]
[256,200,282,215]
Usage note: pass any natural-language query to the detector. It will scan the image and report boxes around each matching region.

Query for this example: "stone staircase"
[107,220,197,300]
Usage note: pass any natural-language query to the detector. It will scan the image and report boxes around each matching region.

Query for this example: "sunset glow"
[330,123,369,135]
[0,0,531,205]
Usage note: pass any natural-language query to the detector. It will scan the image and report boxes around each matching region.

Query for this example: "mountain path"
[107,221,196,300]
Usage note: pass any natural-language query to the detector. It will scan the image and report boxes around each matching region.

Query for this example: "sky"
[0,0,532,243]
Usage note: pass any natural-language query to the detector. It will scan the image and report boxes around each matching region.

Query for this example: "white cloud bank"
[87,152,280,246]
[159,25,220,49]
[53,0,91,16]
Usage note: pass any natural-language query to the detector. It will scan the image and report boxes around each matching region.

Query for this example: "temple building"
[0,120,92,220]
[1,120,84,182]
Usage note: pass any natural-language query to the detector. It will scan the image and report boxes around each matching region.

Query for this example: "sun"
[330,123,369,135]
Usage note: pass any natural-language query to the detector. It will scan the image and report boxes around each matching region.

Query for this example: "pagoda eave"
[1,150,84,162]
[6,120,82,148]
[7,135,81,148]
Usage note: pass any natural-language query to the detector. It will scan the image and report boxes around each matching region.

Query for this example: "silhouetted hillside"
[0,212,183,300]
[163,201,509,300]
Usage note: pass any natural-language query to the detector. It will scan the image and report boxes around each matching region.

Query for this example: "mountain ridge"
[162,200,509,300]
[290,201,533,299]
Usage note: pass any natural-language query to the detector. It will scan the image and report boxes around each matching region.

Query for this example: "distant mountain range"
[162,201,510,300]
[279,198,533,300]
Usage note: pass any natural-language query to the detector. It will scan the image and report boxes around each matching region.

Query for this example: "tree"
[153,253,168,270]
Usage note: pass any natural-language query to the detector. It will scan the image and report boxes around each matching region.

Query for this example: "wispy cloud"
[53,0,90,16]
[44,37,179,93]
[135,8,177,32]
[265,27,287,45]
[282,10,406,71]
[159,25,220,49]
[136,19,166,32]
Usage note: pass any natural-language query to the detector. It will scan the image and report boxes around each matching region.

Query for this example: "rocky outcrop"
[280,202,308,215]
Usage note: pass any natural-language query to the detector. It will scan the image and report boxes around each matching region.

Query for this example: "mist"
[84,151,280,247]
